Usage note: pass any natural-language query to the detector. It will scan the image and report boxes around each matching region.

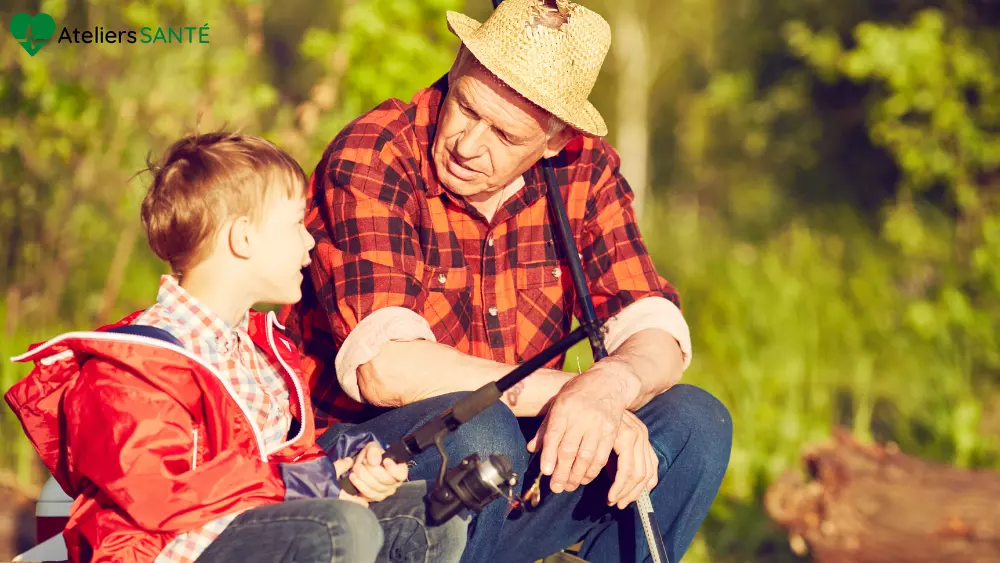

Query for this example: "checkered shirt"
[279,74,680,429]
[132,275,293,563]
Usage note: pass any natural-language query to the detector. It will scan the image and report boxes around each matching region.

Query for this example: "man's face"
[432,60,563,201]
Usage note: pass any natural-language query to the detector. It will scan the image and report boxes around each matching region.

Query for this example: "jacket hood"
[4,309,308,497]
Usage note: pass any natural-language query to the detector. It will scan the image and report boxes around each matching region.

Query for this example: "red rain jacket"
[4,310,330,563]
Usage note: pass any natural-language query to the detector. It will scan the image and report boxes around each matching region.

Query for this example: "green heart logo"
[9,13,56,56]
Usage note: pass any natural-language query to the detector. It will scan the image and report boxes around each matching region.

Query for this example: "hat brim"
[446,11,609,137]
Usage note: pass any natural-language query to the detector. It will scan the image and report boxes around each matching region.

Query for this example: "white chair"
[13,476,71,562]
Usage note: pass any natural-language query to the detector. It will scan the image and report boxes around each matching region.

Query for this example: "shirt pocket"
[423,264,473,347]
[515,260,567,290]
[514,260,572,359]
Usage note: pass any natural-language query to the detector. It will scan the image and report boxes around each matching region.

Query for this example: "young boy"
[4,132,468,563]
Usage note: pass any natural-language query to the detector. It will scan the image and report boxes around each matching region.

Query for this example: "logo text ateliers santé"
[58,25,210,44]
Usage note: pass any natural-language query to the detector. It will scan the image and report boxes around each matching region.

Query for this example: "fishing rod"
[538,159,669,563]
[338,323,598,524]
[489,1,670,561]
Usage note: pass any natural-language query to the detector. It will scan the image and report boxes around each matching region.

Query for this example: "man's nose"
[454,120,489,160]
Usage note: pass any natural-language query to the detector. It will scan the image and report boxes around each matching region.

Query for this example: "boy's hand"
[333,456,369,507]
[333,442,407,505]
[347,441,408,502]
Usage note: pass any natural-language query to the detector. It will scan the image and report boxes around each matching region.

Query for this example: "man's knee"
[438,392,527,469]
[644,384,733,477]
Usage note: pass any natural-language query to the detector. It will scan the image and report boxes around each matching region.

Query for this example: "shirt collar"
[415,75,448,199]
[154,275,249,353]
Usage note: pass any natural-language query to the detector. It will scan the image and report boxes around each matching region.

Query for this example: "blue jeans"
[318,384,732,563]
[196,482,468,563]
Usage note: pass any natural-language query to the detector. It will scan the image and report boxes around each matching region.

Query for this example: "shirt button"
[437,274,447,284]
[487,236,494,247]
[488,306,498,317]
[552,268,562,278]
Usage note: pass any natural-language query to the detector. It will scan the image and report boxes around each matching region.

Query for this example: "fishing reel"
[425,436,519,524]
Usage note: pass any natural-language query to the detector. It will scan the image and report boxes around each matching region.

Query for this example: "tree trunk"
[611,0,651,221]
[4,286,21,337]
[765,427,1000,563]
[95,219,140,323]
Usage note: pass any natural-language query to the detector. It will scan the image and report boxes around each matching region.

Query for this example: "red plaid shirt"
[279,75,680,429]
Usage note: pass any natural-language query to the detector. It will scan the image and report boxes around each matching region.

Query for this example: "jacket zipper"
[265,311,307,453]
[192,429,199,470]
[12,331,269,462]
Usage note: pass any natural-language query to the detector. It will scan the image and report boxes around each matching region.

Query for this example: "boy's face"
[247,190,314,305]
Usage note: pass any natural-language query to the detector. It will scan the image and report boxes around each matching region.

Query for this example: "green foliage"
[787,7,1000,398]
[565,197,1000,562]
[574,5,1000,560]
[292,0,461,159]
[0,0,460,491]
[3,1,1000,562]
[0,0,282,332]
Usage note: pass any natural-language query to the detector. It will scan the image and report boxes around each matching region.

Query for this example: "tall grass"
[585,196,999,562]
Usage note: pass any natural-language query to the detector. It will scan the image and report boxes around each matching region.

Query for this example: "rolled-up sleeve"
[579,140,692,369]
[334,306,436,402]
[279,137,437,413]
[601,296,692,370]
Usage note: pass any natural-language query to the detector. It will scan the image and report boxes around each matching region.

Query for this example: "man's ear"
[542,125,575,159]
[228,216,254,259]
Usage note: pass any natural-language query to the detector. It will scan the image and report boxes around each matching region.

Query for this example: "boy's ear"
[228,216,253,259]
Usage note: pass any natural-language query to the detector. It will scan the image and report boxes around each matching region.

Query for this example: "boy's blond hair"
[140,131,307,275]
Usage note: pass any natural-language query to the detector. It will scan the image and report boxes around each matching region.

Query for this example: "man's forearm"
[357,339,572,417]
[602,327,684,411]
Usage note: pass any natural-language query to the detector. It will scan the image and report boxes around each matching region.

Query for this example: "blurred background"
[2,0,999,561]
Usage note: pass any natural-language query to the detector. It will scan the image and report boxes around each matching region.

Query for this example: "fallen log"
[764,426,1000,563]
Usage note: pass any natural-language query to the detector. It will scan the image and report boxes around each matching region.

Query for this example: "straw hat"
[446,0,610,137]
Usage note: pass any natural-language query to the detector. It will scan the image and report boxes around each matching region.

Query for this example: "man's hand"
[606,411,659,509]
[333,442,408,506]
[526,359,641,494]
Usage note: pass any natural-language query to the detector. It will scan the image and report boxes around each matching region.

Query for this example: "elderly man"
[279,0,732,561]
